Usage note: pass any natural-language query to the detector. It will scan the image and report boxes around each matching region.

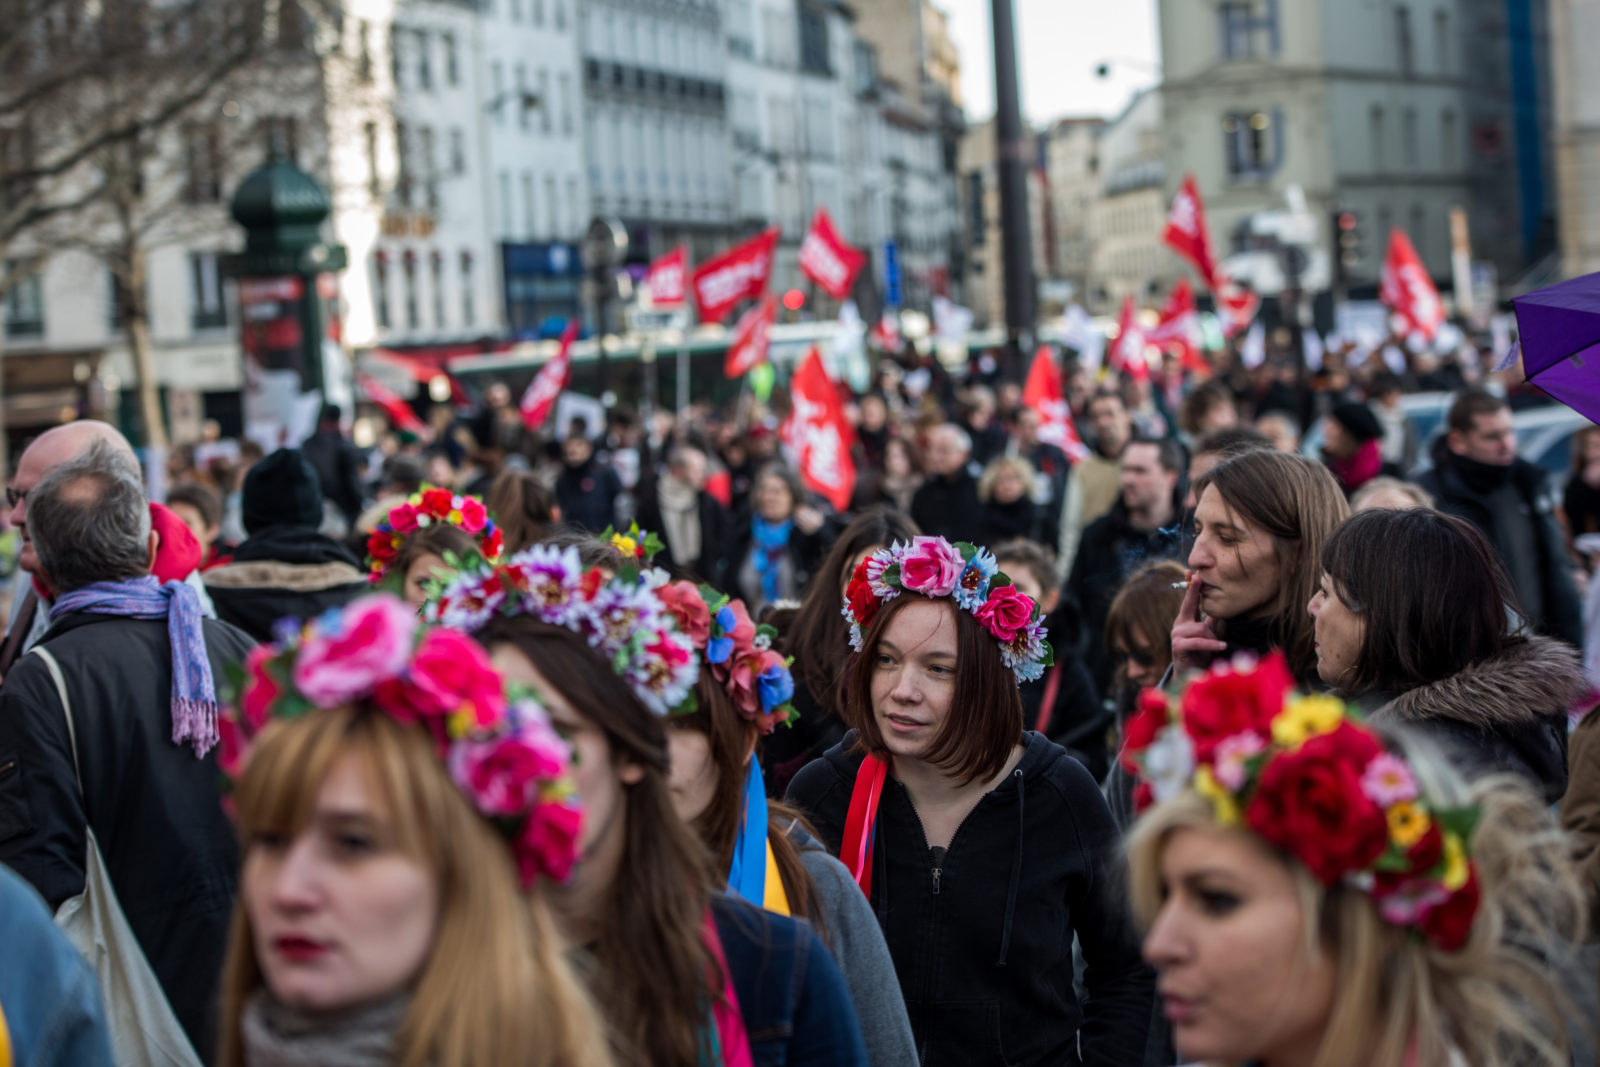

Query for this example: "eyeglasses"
[4,486,24,509]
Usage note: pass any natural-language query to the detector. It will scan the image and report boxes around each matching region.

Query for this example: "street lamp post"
[991,0,1035,378]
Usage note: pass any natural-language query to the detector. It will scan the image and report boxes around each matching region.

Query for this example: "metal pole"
[991,0,1036,377]
[675,339,690,415]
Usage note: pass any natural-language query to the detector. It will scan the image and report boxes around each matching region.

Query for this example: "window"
[460,251,475,326]
[390,25,402,86]
[966,172,984,245]
[567,176,580,234]
[402,254,419,329]
[4,260,43,339]
[356,18,372,81]
[1402,107,1417,168]
[510,0,521,23]
[395,121,411,205]
[499,171,512,234]
[430,254,445,327]
[559,72,572,135]
[1441,108,1458,168]
[190,252,227,331]
[1219,0,1279,59]
[183,123,221,202]
[532,0,544,24]
[545,175,558,236]
[373,255,391,328]
[538,71,551,133]
[1434,8,1451,75]
[1222,110,1280,180]
[107,269,127,332]
[514,64,529,130]
[522,172,535,238]
[443,32,458,86]
[1396,5,1413,76]
[449,127,465,175]
[554,0,565,30]
[416,31,432,89]
[419,126,436,209]
[1409,204,1426,255]
[365,121,381,196]
[798,5,830,75]
[1369,105,1386,170]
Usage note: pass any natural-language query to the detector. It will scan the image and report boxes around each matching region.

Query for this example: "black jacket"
[0,612,255,1060]
[975,495,1058,553]
[635,487,737,590]
[204,525,367,643]
[1066,502,1182,691]
[299,429,367,525]
[554,457,621,533]
[786,731,1153,1067]
[910,470,983,544]
[1416,443,1583,647]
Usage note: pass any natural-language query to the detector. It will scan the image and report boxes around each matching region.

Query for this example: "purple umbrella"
[1513,271,1600,423]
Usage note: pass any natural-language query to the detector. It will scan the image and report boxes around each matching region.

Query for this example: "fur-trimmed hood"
[1375,636,1585,730]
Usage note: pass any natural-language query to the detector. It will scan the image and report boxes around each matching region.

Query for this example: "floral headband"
[842,536,1053,684]
[367,487,504,583]
[659,579,797,732]
[423,543,699,717]
[221,595,581,887]
[1122,654,1482,952]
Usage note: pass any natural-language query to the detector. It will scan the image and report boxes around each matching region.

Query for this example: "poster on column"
[239,275,313,453]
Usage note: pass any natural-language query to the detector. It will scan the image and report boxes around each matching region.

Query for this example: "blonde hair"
[977,454,1037,504]
[218,708,615,1067]
[1126,730,1581,1067]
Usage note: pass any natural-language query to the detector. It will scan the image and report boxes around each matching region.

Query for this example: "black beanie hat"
[1329,402,1383,445]
[242,448,324,534]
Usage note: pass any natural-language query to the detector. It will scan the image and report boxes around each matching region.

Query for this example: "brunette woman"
[428,548,869,1067]
[1310,507,1580,803]
[365,487,504,609]
[217,595,612,1067]
[733,463,831,616]
[659,581,918,1065]
[1172,449,1348,684]
[486,467,561,554]
[769,508,920,795]
[787,535,1154,1066]
[1124,655,1580,1067]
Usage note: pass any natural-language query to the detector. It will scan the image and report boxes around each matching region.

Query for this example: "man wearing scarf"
[0,441,254,1061]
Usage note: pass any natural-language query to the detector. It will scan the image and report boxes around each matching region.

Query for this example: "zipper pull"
[932,866,941,895]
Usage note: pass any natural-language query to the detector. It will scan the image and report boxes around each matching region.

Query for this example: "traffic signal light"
[1332,210,1364,289]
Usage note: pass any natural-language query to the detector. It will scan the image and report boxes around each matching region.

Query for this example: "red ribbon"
[840,753,888,898]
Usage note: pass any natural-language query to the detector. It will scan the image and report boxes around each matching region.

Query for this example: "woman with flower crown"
[365,486,504,608]
[214,594,613,1067]
[427,546,869,1067]
[785,534,1154,1066]
[1122,653,1581,1067]
[655,578,919,1066]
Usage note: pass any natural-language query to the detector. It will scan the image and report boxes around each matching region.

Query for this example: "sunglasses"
[1118,647,1156,668]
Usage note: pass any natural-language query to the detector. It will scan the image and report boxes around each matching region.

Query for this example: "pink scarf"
[703,912,753,1067]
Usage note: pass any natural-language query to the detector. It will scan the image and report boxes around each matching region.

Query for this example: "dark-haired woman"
[660,582,918,1066]
[1171,449,1349,684]
[1310,507,1580,803]
[486,467,561,554]
[768,507,921,795]
[787,536,1152,1067]
[733,464,831,616]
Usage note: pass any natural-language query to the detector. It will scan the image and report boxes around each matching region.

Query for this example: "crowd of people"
[4,330,1600,1067]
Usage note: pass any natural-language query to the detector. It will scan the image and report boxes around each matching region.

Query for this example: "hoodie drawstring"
[995,767,1025,966]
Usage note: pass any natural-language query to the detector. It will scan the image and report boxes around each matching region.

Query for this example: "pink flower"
[721,598,757,656]
[241,645,281,729]
[217,714,248,779]
[387,505,420,536]
[449,735,560,817]
[458,497,488,534]
[899,536,963,596]
[516,800,583,885]
[1375,878,1450,926]
[1361,752,1419,808]
[973,584,1035,643]
[1212,732,1268,791]
[657,580,711,647]
[377,627,506,728]
[292,596,417,707]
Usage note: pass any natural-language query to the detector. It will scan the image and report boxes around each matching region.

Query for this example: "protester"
[1254,409,1301,453]
[217,596,612,1067]
[788,535,1154,1066]
[0,864,115,1067]
[1057,390,1131,579]
[1321,400,1389,495]
[1125,656,1581,1067]
[1177,379,1239,439]
[910,424,982,543]
[635,443,733,587]
[553,430,621,534]
[976,453,1056,549]
[1416,387,1583,647]
[487,467,561,553]
[0,441,255,1058]
[299,403,368,529]
[733,463,830,616]
[1565,424,1600,548]
[768,507,921,796]
[430,551,870,1066]
[1368,372,1419,472]
[1172,450,1349,683]
[1349,475,1434,512]
[167,482,230,570]
[363,488,503,610]
[1068,436,1185,692]
[862,435,923,513]
[1311,507,1577,802]
[1009,406,1071,508]
[1180,424,1273,512]
[658,580,919,1066]
[961,383,1006,465]
[204,449,367,643]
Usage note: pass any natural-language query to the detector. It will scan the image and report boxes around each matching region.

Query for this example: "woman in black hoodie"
[786,536,1153,1066]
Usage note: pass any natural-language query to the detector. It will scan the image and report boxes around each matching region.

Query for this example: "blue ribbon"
[726,759,769,907]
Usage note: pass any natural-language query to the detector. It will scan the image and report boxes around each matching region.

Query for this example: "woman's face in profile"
[1188,487,1283,621]
[1143,825,1336,1066]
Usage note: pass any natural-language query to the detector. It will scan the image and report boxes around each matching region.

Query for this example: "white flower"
[1142,726,1196,806]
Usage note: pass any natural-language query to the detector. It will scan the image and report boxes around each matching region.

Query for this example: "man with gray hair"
[0,441,254,1059]
[911,423,983,542]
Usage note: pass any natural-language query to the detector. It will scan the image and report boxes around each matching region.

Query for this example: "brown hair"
[1178,380,1239,437]
[487,468,559,554]
[473,616,719,1067]
[166,482,223,532]
[218,708,613,1067]
[1194,450,1349,682]
[1446,387,1509,437]
[845,595,1022,785]
[1572,425,1600,477]
[1104,559,1188,684]
[385,522,480,580]
[990,538,1056,595]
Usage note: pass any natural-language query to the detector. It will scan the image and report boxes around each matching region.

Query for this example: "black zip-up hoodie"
[786,730,1153,1067]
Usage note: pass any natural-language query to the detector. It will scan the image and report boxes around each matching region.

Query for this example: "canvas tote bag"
[30,646,203,1067]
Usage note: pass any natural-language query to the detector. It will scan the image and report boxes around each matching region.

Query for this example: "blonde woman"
[976,453,1056,549]
[1123,654,1580,1067]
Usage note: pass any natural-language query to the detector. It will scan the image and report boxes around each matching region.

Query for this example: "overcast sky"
[940,0,1162,125]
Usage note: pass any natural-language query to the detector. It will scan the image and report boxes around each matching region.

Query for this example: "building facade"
[1088,90,1173,313]
[1551,0,1600,277]
[1041,117,1105,306]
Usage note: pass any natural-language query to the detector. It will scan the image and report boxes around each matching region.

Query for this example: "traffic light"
[1332,209,1363,289]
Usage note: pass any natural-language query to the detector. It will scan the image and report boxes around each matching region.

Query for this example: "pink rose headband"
[842,536,1053,684]
[222,594,582,887]
[659,579,798,733]
[366,486,504,584]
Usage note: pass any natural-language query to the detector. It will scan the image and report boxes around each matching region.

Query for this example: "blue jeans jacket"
[0,864,114,1067]
[711,895,868,1067]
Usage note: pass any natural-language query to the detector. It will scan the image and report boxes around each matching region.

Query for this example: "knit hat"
[242,448,324,535]
[1329,402,1383,444]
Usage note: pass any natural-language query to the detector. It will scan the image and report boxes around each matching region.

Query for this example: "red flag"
[1380,229,1445,339]
[358,374,430,438]
[1021,348,1089,461]
[798,208,866,300]
[1163,174,1219,288]
[870,311,904,354]
[646,246,688,306]
[725,293,778,378]
[1215,276,1261,338]
[1147,279,1208,372]
[1108,296,1149,381]
[781,347,857,511]
[519,322,578,430]
[693,227,780,323]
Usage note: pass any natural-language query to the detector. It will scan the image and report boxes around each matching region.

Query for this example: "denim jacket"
[0,864,113,1067]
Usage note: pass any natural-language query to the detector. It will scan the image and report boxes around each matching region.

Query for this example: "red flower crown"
[366,486,504,583]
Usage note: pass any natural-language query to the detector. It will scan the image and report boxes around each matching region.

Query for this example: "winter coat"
[910,471,983,545]
[0,865,114,1066]
[0,612,256,1060]
[1370,636,1581,805]
[975,495,1058,554]
[635,483,736,590]
[731,517,831,615]
[1066,501,1183,693]
[299,429,368,526]
[204,526,367,643]
[554,457,621,533]
[786,731,1154,1067]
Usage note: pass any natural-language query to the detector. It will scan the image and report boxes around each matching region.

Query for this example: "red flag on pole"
[1021,348,1089,461]
[781,347,857,511]
[693,227,780,324]
[1147,279,1209,372]
[1163,174,1219,288]
[358,374,430,438]
[1108,296,1149,380]
[646,246,688,306]
[1380,229,1445,339]
[725,293,778,378]
[1215,276,1261,338]
[798,208,866,300]
[519,322,579,430]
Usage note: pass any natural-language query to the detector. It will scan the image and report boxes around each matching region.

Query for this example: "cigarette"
[1171,581,1190,590]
